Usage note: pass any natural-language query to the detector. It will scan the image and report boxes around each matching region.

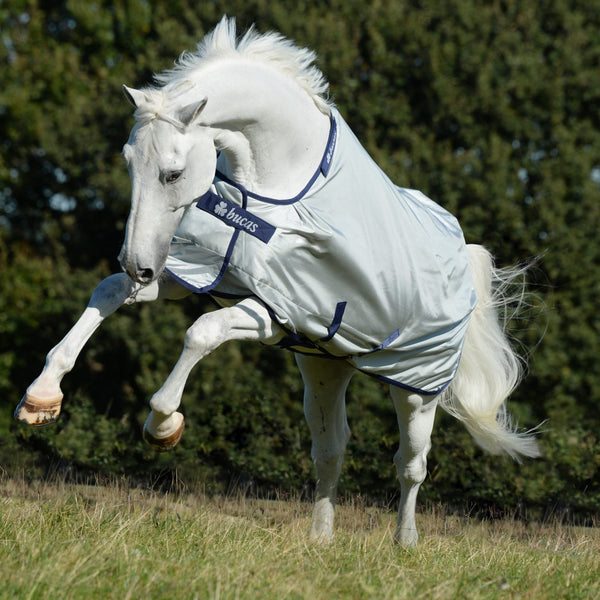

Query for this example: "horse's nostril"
[136,268,154,284]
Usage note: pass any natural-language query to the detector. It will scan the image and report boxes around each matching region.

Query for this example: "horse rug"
[165,108,477,395]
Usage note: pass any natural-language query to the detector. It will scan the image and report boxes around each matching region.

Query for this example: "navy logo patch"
[196,192,276,243]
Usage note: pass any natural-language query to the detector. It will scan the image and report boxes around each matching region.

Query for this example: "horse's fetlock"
[46,347,71,375]
[149,393,174,415]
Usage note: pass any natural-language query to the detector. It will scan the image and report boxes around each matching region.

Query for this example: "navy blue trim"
[214,115,338,206]
[274,328,323,353]
[319,301,346,342]
[370,329,400,352]
[364,371,451,396]
[263,305,329,354]
[165,228,240,294]
[319,116,338,177]
[195,191,276,243]
[164,268,200,293]
[165,173,257,295]
[264,306,314,350]
[276,336,320,352]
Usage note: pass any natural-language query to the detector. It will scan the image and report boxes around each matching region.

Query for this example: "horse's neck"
[194,62,331,199]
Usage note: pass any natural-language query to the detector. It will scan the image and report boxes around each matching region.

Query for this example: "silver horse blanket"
[165,109,477,395]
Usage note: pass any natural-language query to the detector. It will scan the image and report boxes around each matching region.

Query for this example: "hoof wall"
[14,393,63,426]
[143,413,185,452]
[393,529,419,549]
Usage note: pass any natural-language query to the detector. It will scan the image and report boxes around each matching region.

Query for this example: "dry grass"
[0,476,598,599]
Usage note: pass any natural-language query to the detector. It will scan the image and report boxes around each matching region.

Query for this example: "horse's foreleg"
[391,387,439,547]
[15,273,176,425]
[296,354,355,541]
[143,297,283,451]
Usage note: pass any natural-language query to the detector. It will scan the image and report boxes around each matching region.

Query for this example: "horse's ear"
[178,98,208,127]
[122,85,149,108]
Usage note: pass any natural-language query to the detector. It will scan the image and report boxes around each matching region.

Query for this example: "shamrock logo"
[214,201,228,217]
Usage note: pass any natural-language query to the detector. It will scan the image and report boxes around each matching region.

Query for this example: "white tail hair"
[439,244,540,462]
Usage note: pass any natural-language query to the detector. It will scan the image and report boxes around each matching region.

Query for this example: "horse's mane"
[151,16,331,114]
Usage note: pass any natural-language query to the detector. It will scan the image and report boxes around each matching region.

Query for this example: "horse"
[15,17,539,546]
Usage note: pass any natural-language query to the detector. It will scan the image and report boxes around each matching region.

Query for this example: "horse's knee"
[96,272,131,292]
[92,273,134,304]
[184,312,227,355]
[394,446,430,486]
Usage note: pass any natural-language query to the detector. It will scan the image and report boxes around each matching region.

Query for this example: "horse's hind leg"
[296,354,355,541]
[15,273,183,425]
[390,387,439,547]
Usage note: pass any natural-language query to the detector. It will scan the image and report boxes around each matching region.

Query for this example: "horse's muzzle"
[118,251,156,286]
[120,262,155,285]
[131,267,155,285]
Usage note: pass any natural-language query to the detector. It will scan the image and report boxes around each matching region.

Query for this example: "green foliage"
[1,0,600,518]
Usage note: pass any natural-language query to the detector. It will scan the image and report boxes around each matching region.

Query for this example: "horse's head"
[118,85,215,285]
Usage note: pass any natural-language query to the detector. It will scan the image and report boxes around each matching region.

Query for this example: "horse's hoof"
[14,392,63,426]
[143,412,185,452]
[393,527,419,549]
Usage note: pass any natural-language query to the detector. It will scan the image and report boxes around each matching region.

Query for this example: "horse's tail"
[439,244,540,462]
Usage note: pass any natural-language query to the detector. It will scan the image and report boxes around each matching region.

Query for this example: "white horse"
[15,17,539,546]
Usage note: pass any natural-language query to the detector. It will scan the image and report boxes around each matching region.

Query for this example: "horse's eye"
[165,170,183,184]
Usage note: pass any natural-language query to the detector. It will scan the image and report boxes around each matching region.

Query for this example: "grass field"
[0,476,598,600]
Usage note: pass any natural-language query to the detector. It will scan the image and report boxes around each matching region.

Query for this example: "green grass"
[0,477,598,599]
